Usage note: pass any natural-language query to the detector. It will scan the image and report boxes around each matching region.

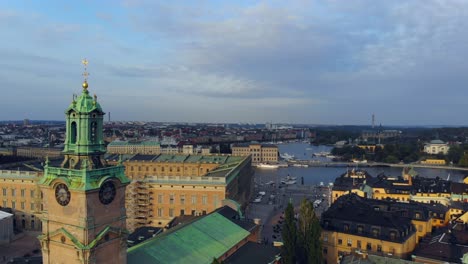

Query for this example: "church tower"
[39,60,130,264]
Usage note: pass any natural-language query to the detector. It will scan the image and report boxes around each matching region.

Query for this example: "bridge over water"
[287,160,468,171]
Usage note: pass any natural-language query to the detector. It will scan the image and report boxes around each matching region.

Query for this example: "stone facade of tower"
[38,78,130,264]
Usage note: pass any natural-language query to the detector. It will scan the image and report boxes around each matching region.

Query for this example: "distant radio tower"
[372,114,375,129]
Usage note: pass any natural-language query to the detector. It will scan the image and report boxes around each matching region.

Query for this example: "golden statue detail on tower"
[82,58,89,89]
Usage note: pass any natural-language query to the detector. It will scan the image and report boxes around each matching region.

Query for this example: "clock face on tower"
[99,181,116,205]
[55,183,71,206]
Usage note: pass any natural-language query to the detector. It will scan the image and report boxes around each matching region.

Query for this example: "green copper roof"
[66,88,103,114]
[155,154,188,163]
[127,212,250,264]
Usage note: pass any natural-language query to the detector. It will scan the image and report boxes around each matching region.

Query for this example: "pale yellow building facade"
[0,152,254,233]
[321,195,421,263]
[421,159,446,165]
[108,141,160,155]
[231,143,278,165]
[423,140,450,155]
[16,147,62,159]
[0,170,42,231]
[322,230,417,264]
[119,153,254,230]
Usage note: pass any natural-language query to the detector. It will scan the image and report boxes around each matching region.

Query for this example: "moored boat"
[280,153,295,160]
[292,164,309,168]
[281,179,297,185]
[352,159,368,164]
[280,174,297,185]
[257,163,280,169]
[313,151,331,157]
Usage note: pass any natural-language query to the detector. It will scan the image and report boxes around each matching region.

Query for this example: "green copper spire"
[38,61,129,264]
[66,89,103,114]
[60,60,106,169]
[39,59,129,190]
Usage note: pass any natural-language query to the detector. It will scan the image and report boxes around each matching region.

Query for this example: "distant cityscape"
[2,106,468,263]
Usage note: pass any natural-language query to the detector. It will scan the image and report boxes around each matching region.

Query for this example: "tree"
[447,145,463,164]
[297,199,313,263]
[297,199,322,264]
[384,155,399,164]
[282,202,297,264]
[435,152,446,160]
[374,146,386,162]
[404,152,420,164]
[459,152,468,167]
[309,214,322,264]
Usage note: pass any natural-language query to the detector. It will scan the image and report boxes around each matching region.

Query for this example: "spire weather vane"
[82,58,89,82]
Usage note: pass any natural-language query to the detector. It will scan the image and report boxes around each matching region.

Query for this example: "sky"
[1,0,468,125]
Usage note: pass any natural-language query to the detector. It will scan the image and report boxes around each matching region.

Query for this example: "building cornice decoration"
[39,165,130,191]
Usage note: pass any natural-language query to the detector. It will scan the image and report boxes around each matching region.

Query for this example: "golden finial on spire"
[81,58,89,89]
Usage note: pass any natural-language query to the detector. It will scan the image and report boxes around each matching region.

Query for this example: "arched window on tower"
[71,122,77,144]
[91,121,97,143]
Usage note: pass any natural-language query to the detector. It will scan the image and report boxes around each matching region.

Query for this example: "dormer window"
[343,224,349,232]
[372,228,379,237]
[357,225,364,234]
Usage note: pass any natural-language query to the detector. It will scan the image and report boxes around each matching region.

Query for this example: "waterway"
[255,142,467,185]
[278,142,333,161]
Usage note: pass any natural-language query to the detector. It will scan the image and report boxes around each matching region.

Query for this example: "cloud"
[35,23,81,43]
[158,70,265,98]
[105,64,265,98]
[359,1,468,75]
[3,0,468,124]
[97,0,468,123]
[96,12,113,23]
[0,49,72,80]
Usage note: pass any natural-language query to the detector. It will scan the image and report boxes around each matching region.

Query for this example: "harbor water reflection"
[260,142,468,184]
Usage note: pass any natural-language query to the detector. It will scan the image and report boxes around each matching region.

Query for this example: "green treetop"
[282,202,297,264]
[298,199,322,264]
